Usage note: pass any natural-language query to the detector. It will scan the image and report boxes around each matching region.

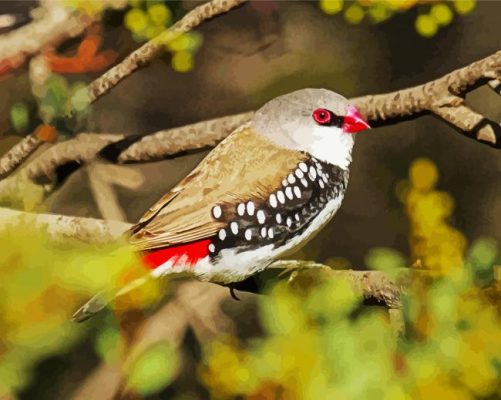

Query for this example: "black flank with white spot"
[208,156,348,257]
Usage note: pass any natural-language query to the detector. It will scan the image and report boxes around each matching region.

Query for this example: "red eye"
[312,108,332,125]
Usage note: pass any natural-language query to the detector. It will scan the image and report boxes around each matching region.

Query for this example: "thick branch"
[11,50,500,190]
[351,50,501,145]
[0,208,403,307]
[234,260,405,308]
[118,112,254,163]
[87,0,247,103]
[26,133,123,185]
[0,0,247,183]
[0,207,130,244]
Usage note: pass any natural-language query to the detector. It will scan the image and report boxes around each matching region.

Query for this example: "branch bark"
[351,50,501,145]
[0,207,403,307]
[0,207,130,244]
[0,133,43,179]
[11,50,500,190]
[87,0,247,103]
[0,0,247,183]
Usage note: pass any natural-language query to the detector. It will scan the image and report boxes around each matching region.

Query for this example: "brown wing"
[128,127,308,251]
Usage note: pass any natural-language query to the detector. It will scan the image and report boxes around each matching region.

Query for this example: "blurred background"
[0,1,500,399]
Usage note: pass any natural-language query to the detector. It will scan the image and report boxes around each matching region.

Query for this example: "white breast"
[192,193,345,283]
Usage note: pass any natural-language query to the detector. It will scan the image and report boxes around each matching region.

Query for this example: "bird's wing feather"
[128,127,308,251]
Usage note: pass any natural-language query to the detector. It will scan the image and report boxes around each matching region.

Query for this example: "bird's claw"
[229,287,241,301]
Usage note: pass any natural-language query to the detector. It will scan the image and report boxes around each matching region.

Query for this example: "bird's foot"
[229,287,241,301]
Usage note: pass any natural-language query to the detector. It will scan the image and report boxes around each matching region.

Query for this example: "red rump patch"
[142,239,212,270]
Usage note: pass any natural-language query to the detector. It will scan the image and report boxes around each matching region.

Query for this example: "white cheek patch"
[304,126,354,170]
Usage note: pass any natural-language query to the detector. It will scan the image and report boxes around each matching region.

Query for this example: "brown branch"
[257,260,405,308]
[118,112,254,163]
[351,50,501,145]
[87,0,248,103]
[9,50,499,192]
[0,208,403,307]
[0,207,130,244]
[0,0,247,184]
[0,133,43,179]
[26,133,123,185]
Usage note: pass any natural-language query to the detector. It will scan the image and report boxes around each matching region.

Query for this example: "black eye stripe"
[312,108,344,128]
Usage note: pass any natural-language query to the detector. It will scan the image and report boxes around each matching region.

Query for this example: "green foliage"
[94,313,121,363]
[465,237,499,286]
[319,0,477,38]
[10,102,30,133]
[365,247,407,279]
[0,222,139,393]
[200,159,501,399]
[124,1,203,73]
[126,341,179,396]
[37,74,90,127]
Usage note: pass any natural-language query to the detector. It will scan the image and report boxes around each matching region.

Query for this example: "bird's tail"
[72,274,153,322]
[73,243,206,322]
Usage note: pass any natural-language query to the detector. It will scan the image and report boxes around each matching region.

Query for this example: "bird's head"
[251,88,370,170]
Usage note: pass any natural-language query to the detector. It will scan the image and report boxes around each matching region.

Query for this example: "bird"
[73,88,370,322]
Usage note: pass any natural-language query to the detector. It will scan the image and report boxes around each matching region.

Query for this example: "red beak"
[343,105,370,133]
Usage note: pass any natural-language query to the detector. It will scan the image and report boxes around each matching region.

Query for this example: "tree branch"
[9,50,499,191]
[0,207,404,308]
[0,0,247,183]
[0,207,130,244]
[0,133,43,179]
[87,0,247,103]
[351,50,501,144]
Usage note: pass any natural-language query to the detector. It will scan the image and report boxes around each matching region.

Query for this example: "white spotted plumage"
[212,205,222,219]
[269,194,278,208]
[237,203,245,216]
[257,209,266,224]
[246,201,255,216]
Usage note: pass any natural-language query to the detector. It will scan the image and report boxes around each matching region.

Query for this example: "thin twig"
[0,133,43,179]
[87,0,248,103]
[87,162,144,222]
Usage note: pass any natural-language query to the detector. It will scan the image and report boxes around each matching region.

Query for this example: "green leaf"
[467,237,498,267]
[95,326,120,363]
[10,102,29,133]
[365,247,406,273]
[127,341,179,396]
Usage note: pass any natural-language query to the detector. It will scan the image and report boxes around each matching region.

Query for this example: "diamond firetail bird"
[73,88,370,321]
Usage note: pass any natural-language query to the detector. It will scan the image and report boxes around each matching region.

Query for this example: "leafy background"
[0,1,500,399]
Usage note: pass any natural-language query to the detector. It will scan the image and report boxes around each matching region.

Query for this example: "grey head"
[251,88,369,170]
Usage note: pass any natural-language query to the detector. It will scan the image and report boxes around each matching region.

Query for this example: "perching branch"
[275,260,404,308]
[0,207,404,308]
[0,207,130,244]
[9,50,500,190]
